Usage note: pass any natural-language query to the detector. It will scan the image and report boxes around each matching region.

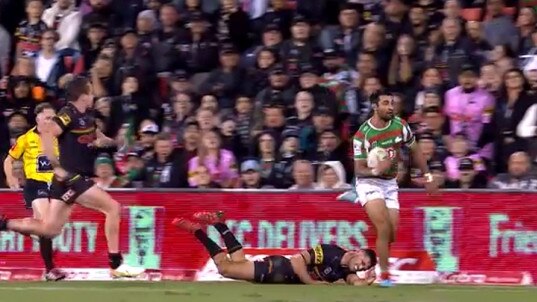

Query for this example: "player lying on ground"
[338,90,438,287]
[174,211,377,285]
[0,77,144,278]
[3,103,65,281]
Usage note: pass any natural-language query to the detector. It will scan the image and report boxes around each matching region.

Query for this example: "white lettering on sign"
[489,214,537,257]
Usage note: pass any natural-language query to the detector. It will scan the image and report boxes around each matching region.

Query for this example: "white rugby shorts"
[355,178,399,210]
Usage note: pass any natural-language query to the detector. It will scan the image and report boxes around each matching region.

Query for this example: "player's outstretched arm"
[290,251,326,285]
[92,129,116,148]
[410,143,438,194]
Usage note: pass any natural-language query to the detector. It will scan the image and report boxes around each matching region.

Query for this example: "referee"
[3,103,66,281]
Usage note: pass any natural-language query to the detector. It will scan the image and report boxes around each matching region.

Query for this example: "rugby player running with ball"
[338,91,438,287]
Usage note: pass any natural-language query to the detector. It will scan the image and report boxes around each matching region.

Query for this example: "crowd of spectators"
[0,0,536,190]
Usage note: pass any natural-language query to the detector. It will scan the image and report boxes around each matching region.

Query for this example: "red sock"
[381,272,391,280]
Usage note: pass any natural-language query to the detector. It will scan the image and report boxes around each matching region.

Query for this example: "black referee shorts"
[50,174,95,205]
[22,179,50,209]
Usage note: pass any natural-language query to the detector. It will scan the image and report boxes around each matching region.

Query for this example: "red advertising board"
[0,191,535,282]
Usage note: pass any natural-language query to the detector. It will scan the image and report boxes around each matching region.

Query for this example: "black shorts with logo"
[50,174,95,205]
[253,255,301,284]
[23,179,50,209]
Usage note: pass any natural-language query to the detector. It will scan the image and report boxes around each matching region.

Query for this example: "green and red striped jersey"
[352,117,415,179]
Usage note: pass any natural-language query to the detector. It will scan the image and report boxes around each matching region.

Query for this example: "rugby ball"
[367,147,388,168]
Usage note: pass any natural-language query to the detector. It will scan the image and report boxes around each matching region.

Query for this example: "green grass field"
[0,282,535,302]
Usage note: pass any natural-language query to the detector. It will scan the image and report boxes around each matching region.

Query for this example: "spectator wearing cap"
[242,22,283,69]
[169,70,196,95]
[444,133,487,182]
[489,152,537,190]
[289,159,321,190]
[42,0,82,50]
[257,0,293,40]
[215,0,251,51]
[280,14,323,78]
[144,132,184,188]
[492,68,535,173]
[151,4,187,73]
[317,161,352,190]
[176,11,220,74]
[93,153,123,188]
[188,128,239,188]
[319,48,359,116]
[482,0,518,52]
[444,63,495,163]
[417,131,445,162]
[445,157,488,189]
[270,127,300,188]
[298,63,339,118]
[244,47,278,96]
[240,158,274,189]
[429,159,446,188]
[254,63,296,111]
[432,18,474,88]
[318,3,361,67]
[136,120,160,160]
[200,44,245,109]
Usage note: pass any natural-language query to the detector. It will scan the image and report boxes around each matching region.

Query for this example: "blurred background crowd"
[0,0,536,190]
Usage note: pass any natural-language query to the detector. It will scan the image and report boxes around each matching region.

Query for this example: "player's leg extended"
[388,209,399,244]
[174,218,255,280]
[363,200,391,282]
[193,211,246,262]
[3,199,72,238]
[32,198,55,273]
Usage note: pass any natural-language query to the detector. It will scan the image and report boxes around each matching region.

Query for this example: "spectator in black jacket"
[242,23,283,69]
[152,4,187,73]
[215,0,251,51]
[176,11,219,74]
[80,0,119,46]
[144,132,184,188]
[200,44,245,109]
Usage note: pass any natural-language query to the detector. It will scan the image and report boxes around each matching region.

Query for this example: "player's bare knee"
[105,199,121,218]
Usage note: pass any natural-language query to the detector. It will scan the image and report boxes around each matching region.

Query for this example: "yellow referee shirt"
[8,127,59,183]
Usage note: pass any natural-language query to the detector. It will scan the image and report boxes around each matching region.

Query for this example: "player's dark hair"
[34,102,54,115]
[362,248,378,270]
[369,90,392,105]
[65,76,90,103]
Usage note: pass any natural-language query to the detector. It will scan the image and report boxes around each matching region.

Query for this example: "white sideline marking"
[0,286,189,293]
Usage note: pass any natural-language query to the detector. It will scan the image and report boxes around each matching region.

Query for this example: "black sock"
[0,218,8,231]
[214,223,242,254]
[39,237,54,272]
[108,253,123,269]
[194,230,223,258]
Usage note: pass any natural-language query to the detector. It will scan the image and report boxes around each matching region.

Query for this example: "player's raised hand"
[424,174,440,195]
